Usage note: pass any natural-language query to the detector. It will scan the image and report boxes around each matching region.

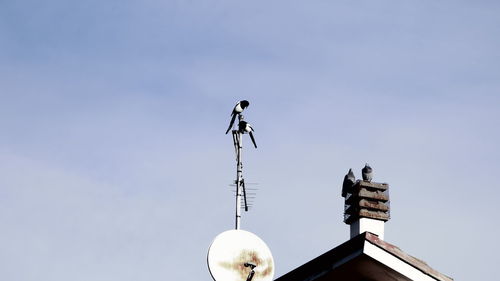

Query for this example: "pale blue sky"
[1,1,499,280]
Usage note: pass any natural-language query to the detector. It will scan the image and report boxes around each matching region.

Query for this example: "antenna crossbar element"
[242,179,249,212]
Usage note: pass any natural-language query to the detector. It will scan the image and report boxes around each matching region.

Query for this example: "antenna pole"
[233,115,244,230]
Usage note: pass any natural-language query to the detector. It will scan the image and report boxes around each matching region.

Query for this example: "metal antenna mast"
[225,100,256,230]
[232,114,244,230]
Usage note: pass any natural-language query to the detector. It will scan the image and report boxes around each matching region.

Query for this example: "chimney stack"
[342,180,390,240]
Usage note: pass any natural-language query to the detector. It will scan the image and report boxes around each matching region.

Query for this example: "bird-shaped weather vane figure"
[226,100,257,230]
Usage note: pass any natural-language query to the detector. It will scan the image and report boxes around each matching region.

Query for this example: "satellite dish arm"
[244,263,257,281]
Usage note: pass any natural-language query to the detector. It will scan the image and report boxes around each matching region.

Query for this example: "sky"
[1,1,499,280]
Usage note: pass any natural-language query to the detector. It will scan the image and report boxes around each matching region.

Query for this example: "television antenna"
[208,100,274,281]
[230,112,257,229]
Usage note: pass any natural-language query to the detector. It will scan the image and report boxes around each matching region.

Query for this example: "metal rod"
[233,129,243,230]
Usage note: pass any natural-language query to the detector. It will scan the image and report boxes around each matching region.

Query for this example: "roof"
[274,232,453,281]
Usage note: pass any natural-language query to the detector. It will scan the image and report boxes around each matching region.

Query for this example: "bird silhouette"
[225,100,250,134]
[341,168,355,197]
[362,163,373,182]
[238,120,257,148]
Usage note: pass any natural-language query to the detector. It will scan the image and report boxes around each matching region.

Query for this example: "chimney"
[342,180,390,240]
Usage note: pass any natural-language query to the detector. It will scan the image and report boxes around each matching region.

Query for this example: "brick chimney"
[343,181,390,240]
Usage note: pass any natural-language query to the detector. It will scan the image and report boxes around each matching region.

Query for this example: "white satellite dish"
[207,229,275,281]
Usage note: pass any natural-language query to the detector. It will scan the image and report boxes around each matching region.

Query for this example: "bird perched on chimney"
[238,120,257,148]
[225,100,250,134]
[362,163,373,182]
[341,168,355,197]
